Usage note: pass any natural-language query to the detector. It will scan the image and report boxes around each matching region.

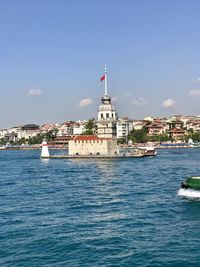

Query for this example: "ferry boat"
[138,146,157,157]
[118,145,157,157]
[181,176,200,190]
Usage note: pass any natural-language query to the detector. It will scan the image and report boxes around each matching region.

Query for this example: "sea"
[1,148,200,267]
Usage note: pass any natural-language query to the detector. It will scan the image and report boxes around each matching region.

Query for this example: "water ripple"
[1,149,200,266]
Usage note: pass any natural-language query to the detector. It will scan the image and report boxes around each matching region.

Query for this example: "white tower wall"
[97,66,117,139]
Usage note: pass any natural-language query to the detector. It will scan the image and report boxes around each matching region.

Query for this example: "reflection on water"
[40,158,50,165]
[92,212,127,223]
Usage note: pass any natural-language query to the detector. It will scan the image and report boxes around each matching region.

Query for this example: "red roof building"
[69,135,117,155]
[169,128,185,140]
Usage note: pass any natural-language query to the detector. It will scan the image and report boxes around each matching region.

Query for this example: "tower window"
[101,113,103,119]
[106,113,109,118]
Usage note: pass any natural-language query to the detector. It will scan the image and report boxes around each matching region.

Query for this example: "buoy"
[41,139,50,158]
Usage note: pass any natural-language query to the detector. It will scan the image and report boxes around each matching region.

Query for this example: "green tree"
[128,127,149,143]
[27,133,45,145]
[18,137,27,145]
[148,133,171,142]
[0,139,7,145]
[44,128,58,142]
[82,119,95,135]
[117,138,127,144]
[186,131,200,142]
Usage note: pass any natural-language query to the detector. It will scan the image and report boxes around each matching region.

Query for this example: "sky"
[1,0,200,128]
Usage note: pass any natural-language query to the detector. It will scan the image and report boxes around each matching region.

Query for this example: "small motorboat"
[181,176,200,190]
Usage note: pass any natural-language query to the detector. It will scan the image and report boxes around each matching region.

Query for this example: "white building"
[69,66,118,155]
[17,124,41,139]
[117,119,131,139]
[132,120,145,130]
[73,121,85,135]
[0,129,8,139]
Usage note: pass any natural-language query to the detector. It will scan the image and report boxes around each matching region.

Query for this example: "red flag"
[100,75,105,82]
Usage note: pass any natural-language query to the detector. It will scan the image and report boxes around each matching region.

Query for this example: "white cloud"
[111,93,132,102]
[162,98,175,108]
[78,98,93,107]
[192,77,200,83]
[112,96,119,102]
[28,88,42,96]
[189,89,200,97]
[123,92,132,98]
[132,97,148,106]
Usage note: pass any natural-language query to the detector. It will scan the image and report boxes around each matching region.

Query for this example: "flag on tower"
[100,75,105,82]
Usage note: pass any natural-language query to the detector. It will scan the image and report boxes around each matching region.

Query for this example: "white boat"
[118,146,157,157]
[137,146,157,156]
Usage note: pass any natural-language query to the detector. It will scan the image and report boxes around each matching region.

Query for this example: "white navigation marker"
[41,139,50,158]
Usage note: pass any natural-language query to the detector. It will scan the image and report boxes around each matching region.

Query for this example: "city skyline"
[1,0,200,128]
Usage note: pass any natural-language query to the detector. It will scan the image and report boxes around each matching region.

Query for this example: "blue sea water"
[1,148,200,266]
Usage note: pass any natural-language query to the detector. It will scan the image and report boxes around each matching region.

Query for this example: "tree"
[128,127,149,143]
[117,138,127,144]
[18,137,27,145]
[43,128,58,142]
[82,119,95,135]
[0,139,6,145]
[27,133,44,145]
[186,130,200,142]
[148,133,171,142]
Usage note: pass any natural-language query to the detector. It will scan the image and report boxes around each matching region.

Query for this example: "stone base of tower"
[68,135,118,156]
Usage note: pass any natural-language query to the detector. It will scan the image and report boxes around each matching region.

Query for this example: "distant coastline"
[0,145,68,150]
[1,142,199,150]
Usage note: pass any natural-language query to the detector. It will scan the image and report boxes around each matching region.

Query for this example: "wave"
[178,188,200,199]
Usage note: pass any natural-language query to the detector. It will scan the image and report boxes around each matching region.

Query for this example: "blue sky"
[1,0,200,128]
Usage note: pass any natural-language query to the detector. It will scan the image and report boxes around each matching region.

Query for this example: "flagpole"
[105,64,108,96]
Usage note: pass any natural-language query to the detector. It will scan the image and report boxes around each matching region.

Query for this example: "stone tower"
[97,66,117,139]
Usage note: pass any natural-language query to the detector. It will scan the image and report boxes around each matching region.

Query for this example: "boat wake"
[178,188,200,199]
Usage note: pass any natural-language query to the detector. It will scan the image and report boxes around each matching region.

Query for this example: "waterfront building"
[40,123,57,133]
[53,135,73,146]
[0,129,8,139]
[184,117,200,132]
[72,121,85,135]
[4,132,18,143]
[21,124,40,131]
[168,128,185,140]
[2,125,41,142]
[59,122,74,135]
[167,118,184,131]
[68,66,118,155]
[146,119,166,137]
[68,135,117,155]
[17,124,41,140]
[117,118,131,140]
[132,120,146,130]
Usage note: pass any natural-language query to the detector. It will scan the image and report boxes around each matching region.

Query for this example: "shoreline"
[1,143,199,150]
[43,154,146,159]
[0,147,68,150]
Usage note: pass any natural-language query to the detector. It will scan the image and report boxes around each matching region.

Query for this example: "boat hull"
[181,177,200,190]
